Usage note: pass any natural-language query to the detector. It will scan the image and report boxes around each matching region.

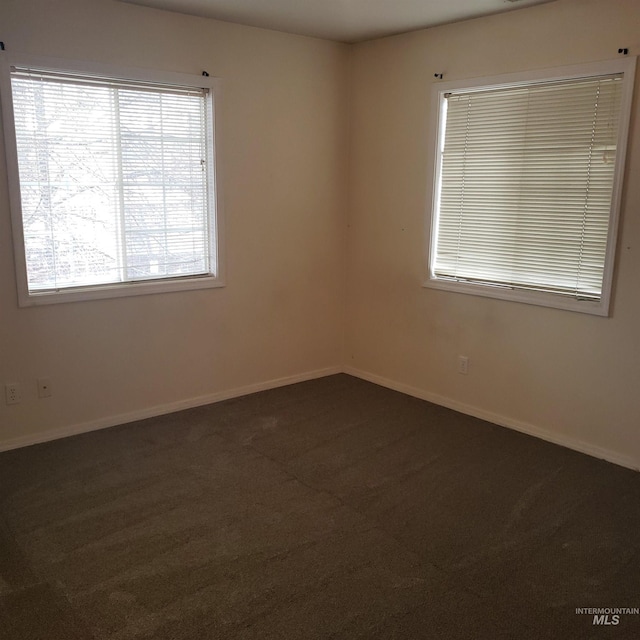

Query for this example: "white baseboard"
[0,366,342,453]
[344,366,640,472]
[4,363,637,473]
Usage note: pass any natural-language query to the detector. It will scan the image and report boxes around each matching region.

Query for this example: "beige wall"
[346,0,640,468]
[0,0,349,446]
[2,0,639,469]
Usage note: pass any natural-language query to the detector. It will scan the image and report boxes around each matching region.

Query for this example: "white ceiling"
[120,0,558,43]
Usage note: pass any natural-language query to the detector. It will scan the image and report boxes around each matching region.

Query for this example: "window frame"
[424,57,636,316]
[0,53,225,307]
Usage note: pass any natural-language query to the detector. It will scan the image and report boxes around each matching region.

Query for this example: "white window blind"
[10,67,214,293]
[433,74,623,302]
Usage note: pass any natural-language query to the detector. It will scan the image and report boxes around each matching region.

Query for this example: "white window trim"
[423,57,636,316]
[0,53,226,307]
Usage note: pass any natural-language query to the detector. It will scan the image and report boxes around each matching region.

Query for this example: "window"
[1,56,223,305]
[426,58,635,315]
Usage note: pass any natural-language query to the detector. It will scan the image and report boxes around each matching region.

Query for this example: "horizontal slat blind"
[11,67,212,292]
[10,68,208,97]
[434,74,622,300]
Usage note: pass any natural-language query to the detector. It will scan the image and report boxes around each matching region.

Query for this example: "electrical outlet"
[37,378,52,399]
[458,356,469,375]
[5,383,21,405]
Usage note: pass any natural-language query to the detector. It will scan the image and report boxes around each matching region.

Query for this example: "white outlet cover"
[5,383,21,405]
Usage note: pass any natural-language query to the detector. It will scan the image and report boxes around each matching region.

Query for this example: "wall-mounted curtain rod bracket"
[434,73,443,80]
[618,48,629,55]
[0,42,5,51]
[202,71,210,77]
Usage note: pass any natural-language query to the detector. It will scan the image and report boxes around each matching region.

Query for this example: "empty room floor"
[1,374,639,639]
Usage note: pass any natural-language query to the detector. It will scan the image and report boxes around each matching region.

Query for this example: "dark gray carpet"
[0,374,639,639]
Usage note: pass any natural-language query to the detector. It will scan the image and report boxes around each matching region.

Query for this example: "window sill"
[422,276,610,317]
[18,274,225,307]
